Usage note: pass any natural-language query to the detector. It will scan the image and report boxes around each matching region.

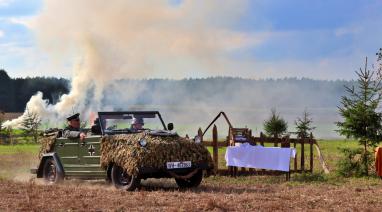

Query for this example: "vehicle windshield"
[98,112,166,135]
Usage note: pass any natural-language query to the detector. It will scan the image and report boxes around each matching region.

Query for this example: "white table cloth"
[225,143,296,172]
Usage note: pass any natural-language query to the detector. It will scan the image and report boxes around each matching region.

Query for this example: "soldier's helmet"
[131,117,144,125]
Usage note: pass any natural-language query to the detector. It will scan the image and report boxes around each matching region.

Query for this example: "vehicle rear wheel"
[43,158,63,184]
[111,164,140,191]
[175,169,203,188]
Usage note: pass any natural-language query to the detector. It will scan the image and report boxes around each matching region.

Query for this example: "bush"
[336,148,373,177]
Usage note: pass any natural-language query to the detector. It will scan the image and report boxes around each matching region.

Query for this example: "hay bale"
[100,132,213,176]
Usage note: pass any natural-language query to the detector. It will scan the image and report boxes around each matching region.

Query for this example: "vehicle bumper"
[138,163,212,179]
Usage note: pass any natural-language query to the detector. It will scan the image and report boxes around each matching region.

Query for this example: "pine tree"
[336,57,382,176]
[295,110,316,139]
[21,109,41,143]
[264,108,288,138]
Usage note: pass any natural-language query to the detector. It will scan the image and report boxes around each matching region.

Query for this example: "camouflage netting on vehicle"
[100,133,213,176]
[38,133,57,160]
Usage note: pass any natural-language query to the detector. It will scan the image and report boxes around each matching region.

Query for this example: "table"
[225,143,296,172]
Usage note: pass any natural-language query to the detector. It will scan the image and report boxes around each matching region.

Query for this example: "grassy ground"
[0,139,379,184]
[0,140,381,211]
[0,144,39,155]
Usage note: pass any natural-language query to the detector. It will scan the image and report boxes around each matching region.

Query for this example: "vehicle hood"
[100,132,213,176]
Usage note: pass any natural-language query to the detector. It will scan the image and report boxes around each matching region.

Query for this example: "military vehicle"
[31,111,213,191]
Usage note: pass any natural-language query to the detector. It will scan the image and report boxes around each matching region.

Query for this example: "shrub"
[263,108,288,138]
[336,148,373,177]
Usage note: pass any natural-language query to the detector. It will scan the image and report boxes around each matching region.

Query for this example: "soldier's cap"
[67,113,80,121]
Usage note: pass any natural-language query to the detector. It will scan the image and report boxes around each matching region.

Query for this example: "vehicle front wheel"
[175,169,203,188]
[111,164,140,191]
[42,158,64,184]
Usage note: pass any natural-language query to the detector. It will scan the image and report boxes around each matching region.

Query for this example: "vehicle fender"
[36,152,65,178]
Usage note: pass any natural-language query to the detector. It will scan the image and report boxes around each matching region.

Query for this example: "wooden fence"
[0,134,29,144]
[198,125,315,179]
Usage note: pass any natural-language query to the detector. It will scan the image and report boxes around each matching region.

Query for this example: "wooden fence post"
[248,129,254,173]
[212,125,218,174]
[198,128,203,143]
[310,133,314,173]
[260,132,264,146]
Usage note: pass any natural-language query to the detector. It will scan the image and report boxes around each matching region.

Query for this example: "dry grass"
[1,178,382,211]
[1,143,382,211]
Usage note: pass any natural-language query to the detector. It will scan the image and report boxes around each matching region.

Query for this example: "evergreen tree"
[263,108,288,138]
[336,57,382,176]
[21,109,41,143]
[294,110,316,139]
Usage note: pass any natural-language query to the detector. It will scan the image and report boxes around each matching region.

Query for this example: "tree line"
[0,69,69,112]
[0,69,355,113]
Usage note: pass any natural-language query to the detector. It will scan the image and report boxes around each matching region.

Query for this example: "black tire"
[42,158,64,184]
[111,164,140,191]
[175,169,203,188]
[105,164,113,184]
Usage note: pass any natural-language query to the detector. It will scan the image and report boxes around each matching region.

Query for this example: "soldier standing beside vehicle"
[63,113,86,140]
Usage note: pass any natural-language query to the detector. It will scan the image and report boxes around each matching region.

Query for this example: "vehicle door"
[77,135,105,178]
[54,137,80,175]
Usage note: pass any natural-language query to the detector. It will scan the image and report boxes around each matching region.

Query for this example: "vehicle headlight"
[139,138,147,147]
[194,136,201,144]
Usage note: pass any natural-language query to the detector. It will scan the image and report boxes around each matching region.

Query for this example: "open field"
[0,140,381,211]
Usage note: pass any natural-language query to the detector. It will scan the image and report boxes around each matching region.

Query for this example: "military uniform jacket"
[63,126,82,139]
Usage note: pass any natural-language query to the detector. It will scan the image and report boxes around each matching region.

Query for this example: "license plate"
[166,161,192,169]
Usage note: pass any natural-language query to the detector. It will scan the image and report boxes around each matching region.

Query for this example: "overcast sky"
[0,0,381,80]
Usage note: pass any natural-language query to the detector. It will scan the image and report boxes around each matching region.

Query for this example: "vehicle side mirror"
[167,123,174,131]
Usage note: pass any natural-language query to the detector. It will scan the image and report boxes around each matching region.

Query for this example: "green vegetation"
[263,108,288,138]
[20,109,41,143]
[0,144,39,155]
[294,110,315,138]
[336,58,382,176]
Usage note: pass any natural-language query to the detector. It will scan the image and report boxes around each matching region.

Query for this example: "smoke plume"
[3,0,259,128]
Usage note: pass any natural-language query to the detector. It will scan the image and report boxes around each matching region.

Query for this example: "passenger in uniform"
[130,117,144,131]
[63,113,86,140]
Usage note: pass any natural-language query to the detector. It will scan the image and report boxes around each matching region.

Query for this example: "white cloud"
[7,16,36,28]
[0,0,13,7]
[0,30,4,38]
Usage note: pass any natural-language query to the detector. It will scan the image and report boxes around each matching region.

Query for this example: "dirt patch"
[0,152,37,181]
[0,179,381,211]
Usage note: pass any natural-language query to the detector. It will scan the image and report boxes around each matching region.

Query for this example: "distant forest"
[0,69,355,112]
[104,77,354,110]
[0,70,69,112]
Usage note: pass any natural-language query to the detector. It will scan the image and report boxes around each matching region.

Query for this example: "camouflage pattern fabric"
[38,133,57,160]
[100,132,213,176]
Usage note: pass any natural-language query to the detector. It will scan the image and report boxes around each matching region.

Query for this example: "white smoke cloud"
[3,0,261,128]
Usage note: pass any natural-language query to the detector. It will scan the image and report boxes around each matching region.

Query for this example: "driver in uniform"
[63,113,86,141]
